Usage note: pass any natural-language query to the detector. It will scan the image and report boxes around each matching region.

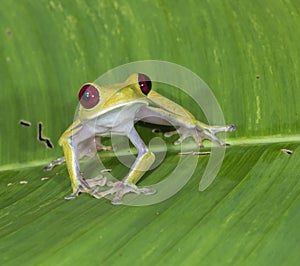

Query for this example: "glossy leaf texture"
[0,1,300,265]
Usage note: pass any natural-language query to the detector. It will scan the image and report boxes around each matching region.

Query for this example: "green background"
[0,0,299,265]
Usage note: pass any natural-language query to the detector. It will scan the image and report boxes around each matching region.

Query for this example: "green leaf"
[1,0,300,265]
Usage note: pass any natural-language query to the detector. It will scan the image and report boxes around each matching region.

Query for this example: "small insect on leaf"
[281,149,293,155]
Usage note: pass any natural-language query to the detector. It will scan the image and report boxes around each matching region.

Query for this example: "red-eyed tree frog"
[45,73,235,204]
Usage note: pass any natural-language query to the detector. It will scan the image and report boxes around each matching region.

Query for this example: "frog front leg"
[165,122,236,147]
[58,123,102,199]
[97,127,156,205]
[137,106,235,148]
[44,136,111,171]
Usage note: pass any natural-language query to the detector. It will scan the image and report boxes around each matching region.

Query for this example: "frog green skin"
[45,73,235,204]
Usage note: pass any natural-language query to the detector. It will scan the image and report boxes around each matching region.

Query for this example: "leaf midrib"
[0,135,299,172]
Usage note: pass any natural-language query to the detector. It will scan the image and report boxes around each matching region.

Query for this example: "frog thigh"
[135,106,196,128]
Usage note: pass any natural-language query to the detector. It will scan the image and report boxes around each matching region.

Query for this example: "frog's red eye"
[78,84,100,109]
[138,73,152,95]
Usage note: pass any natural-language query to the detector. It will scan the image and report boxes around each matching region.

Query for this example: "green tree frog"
[45,73,235,204]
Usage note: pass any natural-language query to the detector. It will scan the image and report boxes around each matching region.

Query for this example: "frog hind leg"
[96,127,156,205]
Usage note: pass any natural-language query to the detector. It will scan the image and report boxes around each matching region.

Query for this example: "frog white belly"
[85,102,148,136]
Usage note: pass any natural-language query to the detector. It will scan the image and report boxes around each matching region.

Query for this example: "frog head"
[77,73,152,121]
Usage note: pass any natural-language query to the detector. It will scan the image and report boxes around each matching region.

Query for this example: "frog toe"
[64,186,86,200]
[166,127,204,147]
[227,124,236,132]
[44,157,66,171]
[139,187,156,195]
[98,181,156,205]
[64,193,78,200]
[96,142,113,151]
[65,178,104,200]
[164,130,178,138]
[86,175,107,188]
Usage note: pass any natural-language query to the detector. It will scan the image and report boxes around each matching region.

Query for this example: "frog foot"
[65,175,107,200]
[86,174,107,187]
[165,124,236,147]
[198,124,236,146]
[164,127,204,147]
[96,181,156,205]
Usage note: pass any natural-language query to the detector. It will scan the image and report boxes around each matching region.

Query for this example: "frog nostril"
[78,84,100,109]
[138,73,152,95]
